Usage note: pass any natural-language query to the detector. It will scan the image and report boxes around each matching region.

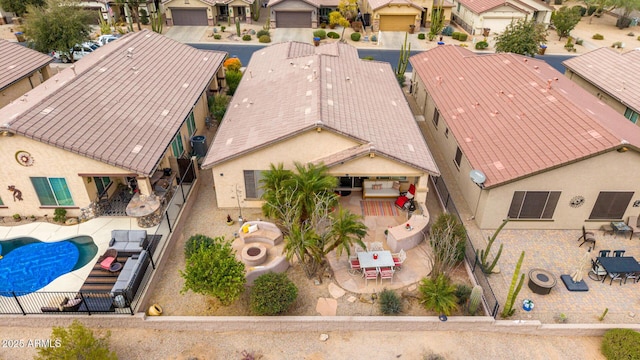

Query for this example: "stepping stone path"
[316,297,338,316]
[328,282,345,299]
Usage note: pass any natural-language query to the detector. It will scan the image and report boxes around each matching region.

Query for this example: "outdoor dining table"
[357,251,395,269]
[596,256,640,282]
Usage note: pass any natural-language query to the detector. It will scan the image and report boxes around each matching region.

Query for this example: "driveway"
[164,26,208,43]
[271,27,315,44]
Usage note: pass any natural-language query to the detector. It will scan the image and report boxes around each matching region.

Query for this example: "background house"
[563,48,640,125]
[269,0,339,28]
[0,40,53,108]
[161,0,255,26]
[410,45,640,230]
[361,0,422,32]
[450,0,551,35]
[202,41,440,213]
[0,30,226,218]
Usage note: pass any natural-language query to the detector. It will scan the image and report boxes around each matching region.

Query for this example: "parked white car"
[97,34,120,46]
[52,43,96,63]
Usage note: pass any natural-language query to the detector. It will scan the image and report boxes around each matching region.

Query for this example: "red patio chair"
[348,257,362,275]
[98,248,118,271]
[395,184,416,210]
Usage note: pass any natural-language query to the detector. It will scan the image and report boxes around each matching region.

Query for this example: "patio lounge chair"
[578,226,596,249]
[394,184,415,210]
[98,248,118,271]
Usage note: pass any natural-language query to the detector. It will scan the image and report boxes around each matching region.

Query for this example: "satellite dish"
[470,169,486,185]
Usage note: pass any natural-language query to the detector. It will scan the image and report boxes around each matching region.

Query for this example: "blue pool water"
[0,236,97,295]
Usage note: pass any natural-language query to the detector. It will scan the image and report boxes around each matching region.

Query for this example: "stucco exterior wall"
[0,67,50,108]
[564,69,629,116]
[0,136,133,218]
[210,128,431,209]
[412,73,640,230]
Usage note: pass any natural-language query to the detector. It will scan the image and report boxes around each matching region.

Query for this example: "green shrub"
[242,34,252,41]
[313,29,327,39]
[587,5,598,15]
[612,41,623,48]
[454,284,472,305]
[320,22,327,29]
[214,34,222,40]
[226,69,243,96]
[452,32,460,40]
[53,208,66,223]
[592,33,604,40]
[209,93,229,122]
[431,213,466,262]
[362,55,374,60]
[379,289,402,315]
[638,35,640,41]
[180,235,246,305]
[250,272,298,315]
[572,5,587,16]
[327,31,340,39]
[257,29,270,37]
[601,329,640,360]
[184,234,217,259]
[475,40,488,49]
[442,25,453,36]
[417,33,426,40]
[458,33,468,41]
[12,213,21,220]
[259,34,271,43]
[35,320,117,360]
[140,9,149,25]
[351,32,361,41]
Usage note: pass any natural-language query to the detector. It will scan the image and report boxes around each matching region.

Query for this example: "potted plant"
[226,214,235,226]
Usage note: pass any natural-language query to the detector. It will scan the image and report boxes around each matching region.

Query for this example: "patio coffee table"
[528,268,557,295]
[611,221,632,238]
[109,262,123,273]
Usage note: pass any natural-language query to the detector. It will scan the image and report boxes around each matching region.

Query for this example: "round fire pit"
[241,244,267,266]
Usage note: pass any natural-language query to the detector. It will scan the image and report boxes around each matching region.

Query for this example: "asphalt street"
[190,43,574,73]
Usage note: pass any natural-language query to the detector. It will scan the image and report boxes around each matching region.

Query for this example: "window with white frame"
[243,170,266,199]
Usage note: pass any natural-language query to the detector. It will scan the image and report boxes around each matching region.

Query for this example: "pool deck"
[0,218,156,294]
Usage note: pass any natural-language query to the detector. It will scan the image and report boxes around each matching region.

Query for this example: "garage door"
[171,8,208,26]
[276,11,311,28]
[379,15,415,31]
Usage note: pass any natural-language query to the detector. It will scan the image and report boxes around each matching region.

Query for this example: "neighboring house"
[0,30,226,218]
[563,48,640,125]
[161,0,255,26]
[269,0,339,28]
[410,45,640,230]
[201,41,440,212]
[450,0,552,35]
[0,40,53,109]
[77,1,109,23]
[0,5,15,24]
[361,0,422,32]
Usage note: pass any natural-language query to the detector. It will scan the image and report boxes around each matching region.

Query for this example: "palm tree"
[418,274,458,316]
[324,207,368,258]
[286,162,338,223]
[260,163,293,221]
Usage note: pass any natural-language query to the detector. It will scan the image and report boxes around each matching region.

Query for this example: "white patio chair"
[588,259,607,281]
[379,266,395,283]
[363,268,378,286]
[624,272,639,284]
[606,272,623,286]
[368,242,384,251]
[392,249,407,271]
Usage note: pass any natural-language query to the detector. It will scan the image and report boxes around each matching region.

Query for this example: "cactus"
[501,251,525,318]
[150,11,163,34]
[599,307,609,321]
[477,219,508,274]
[394,33,411,86]
[236,19,241,37]
[468,285,483,315]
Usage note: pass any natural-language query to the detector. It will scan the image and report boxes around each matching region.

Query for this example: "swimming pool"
[0,236,97,295]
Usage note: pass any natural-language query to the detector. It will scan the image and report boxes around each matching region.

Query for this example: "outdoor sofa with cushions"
[363,180,401,199]
[239,221,283,246]
[109,230,148,253]
[111,250,150,302]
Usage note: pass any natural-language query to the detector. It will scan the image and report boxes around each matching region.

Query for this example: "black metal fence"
[430,176,500,318]
[0,159,198,316]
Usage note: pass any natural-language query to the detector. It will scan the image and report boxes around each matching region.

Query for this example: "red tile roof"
[410,46,640,188]
[0,39,53,91]
[202,41,439,175]
[0,30,226,176]
[458,0,550,14]
[563,48,640,113]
